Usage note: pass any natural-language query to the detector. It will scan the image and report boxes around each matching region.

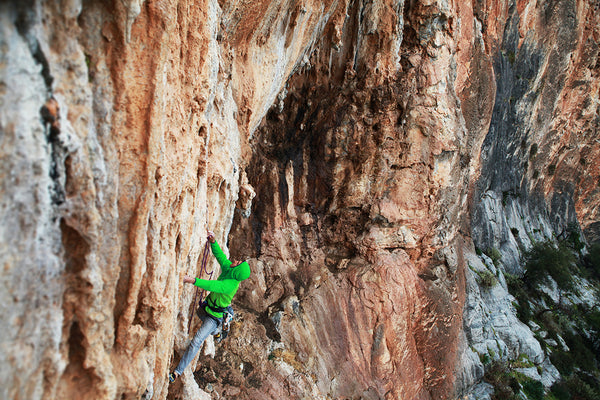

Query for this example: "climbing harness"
[196,300,235,343]
[187,241,214,334]
[214,306,234,343]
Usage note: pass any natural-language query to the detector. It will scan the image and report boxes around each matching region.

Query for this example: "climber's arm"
[210,240,232,271]
[193,277,238,294]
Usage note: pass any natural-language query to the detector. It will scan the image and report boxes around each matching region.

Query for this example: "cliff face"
[0,0,598,399]
[472,0,600,264]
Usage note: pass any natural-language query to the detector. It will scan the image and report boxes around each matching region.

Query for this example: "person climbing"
[169,230,251,383]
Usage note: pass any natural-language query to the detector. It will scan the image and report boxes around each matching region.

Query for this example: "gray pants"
[174,314,220,375]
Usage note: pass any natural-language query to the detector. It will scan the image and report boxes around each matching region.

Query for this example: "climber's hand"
[183,275,196,284]
[207,231,216,243]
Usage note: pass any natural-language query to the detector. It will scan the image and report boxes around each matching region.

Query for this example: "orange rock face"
[0,1,599,399]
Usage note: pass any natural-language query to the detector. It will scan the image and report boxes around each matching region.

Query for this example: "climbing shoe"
[169,372,178,383]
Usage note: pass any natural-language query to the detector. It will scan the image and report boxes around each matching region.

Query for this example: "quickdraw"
[187,240,214,334]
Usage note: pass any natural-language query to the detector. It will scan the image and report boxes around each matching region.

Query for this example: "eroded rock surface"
[0,0,599,399]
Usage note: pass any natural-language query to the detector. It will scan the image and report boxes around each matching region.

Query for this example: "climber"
[169,231,251,383]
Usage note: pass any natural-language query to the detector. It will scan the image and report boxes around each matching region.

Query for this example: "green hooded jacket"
[194,240,251,319]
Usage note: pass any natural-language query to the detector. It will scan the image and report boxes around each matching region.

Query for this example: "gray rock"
[540,358,561,388]
[556,335,569,351]
[456,335,485,393]
[528,321,541,332]
[463,382,495,400]
[516,366,541,381]
[458,245,553,394]
[462,250,545,363]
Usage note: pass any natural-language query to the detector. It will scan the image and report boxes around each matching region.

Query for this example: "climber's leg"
[173,316,220,376]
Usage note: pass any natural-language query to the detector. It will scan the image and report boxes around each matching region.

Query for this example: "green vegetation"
[565,222,585,254]
[502,236,600,400]
[506,272,533,322]
[582,243,600,281]
[523,240,576,291]
[550,380,571,400]
[484,360,545,400]
[550,376,600,400]
[522,378,544,400]
[484,361,521,400]
[485,247,503,267]
[510,353,535,369]
[84,53,93,83]
[480,352,492,365]
[477,269,498,287]
[470,262,499,288]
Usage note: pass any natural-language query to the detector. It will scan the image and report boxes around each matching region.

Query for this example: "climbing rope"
[187,240,214,334]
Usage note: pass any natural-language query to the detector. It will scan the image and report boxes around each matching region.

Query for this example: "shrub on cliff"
[484,360,546,400]
[570,377,600,400]
[475,269,498,288]
[506,272,532,322]
[584,308,600,345]
[521,378,544,400]
[582,243,600,281]
[523,240,576,290]
[484,361,521,400]
[564,222,585,254]
[508,238,600,399]
[485,247,503,267]
[550,380,571,400]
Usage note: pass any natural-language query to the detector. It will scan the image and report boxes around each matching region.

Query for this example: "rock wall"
[472,0,600,263]
[460,1,600,397]
[0,0,598,399]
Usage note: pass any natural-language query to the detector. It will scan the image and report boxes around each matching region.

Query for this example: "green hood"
[231,261,251,281]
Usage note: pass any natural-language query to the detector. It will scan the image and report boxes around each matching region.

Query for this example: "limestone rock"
[0,0,599,399]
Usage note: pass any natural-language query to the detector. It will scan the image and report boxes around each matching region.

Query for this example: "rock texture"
[0,0,599,399]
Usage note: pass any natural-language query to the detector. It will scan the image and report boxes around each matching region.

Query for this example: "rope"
[187,240,214,334]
